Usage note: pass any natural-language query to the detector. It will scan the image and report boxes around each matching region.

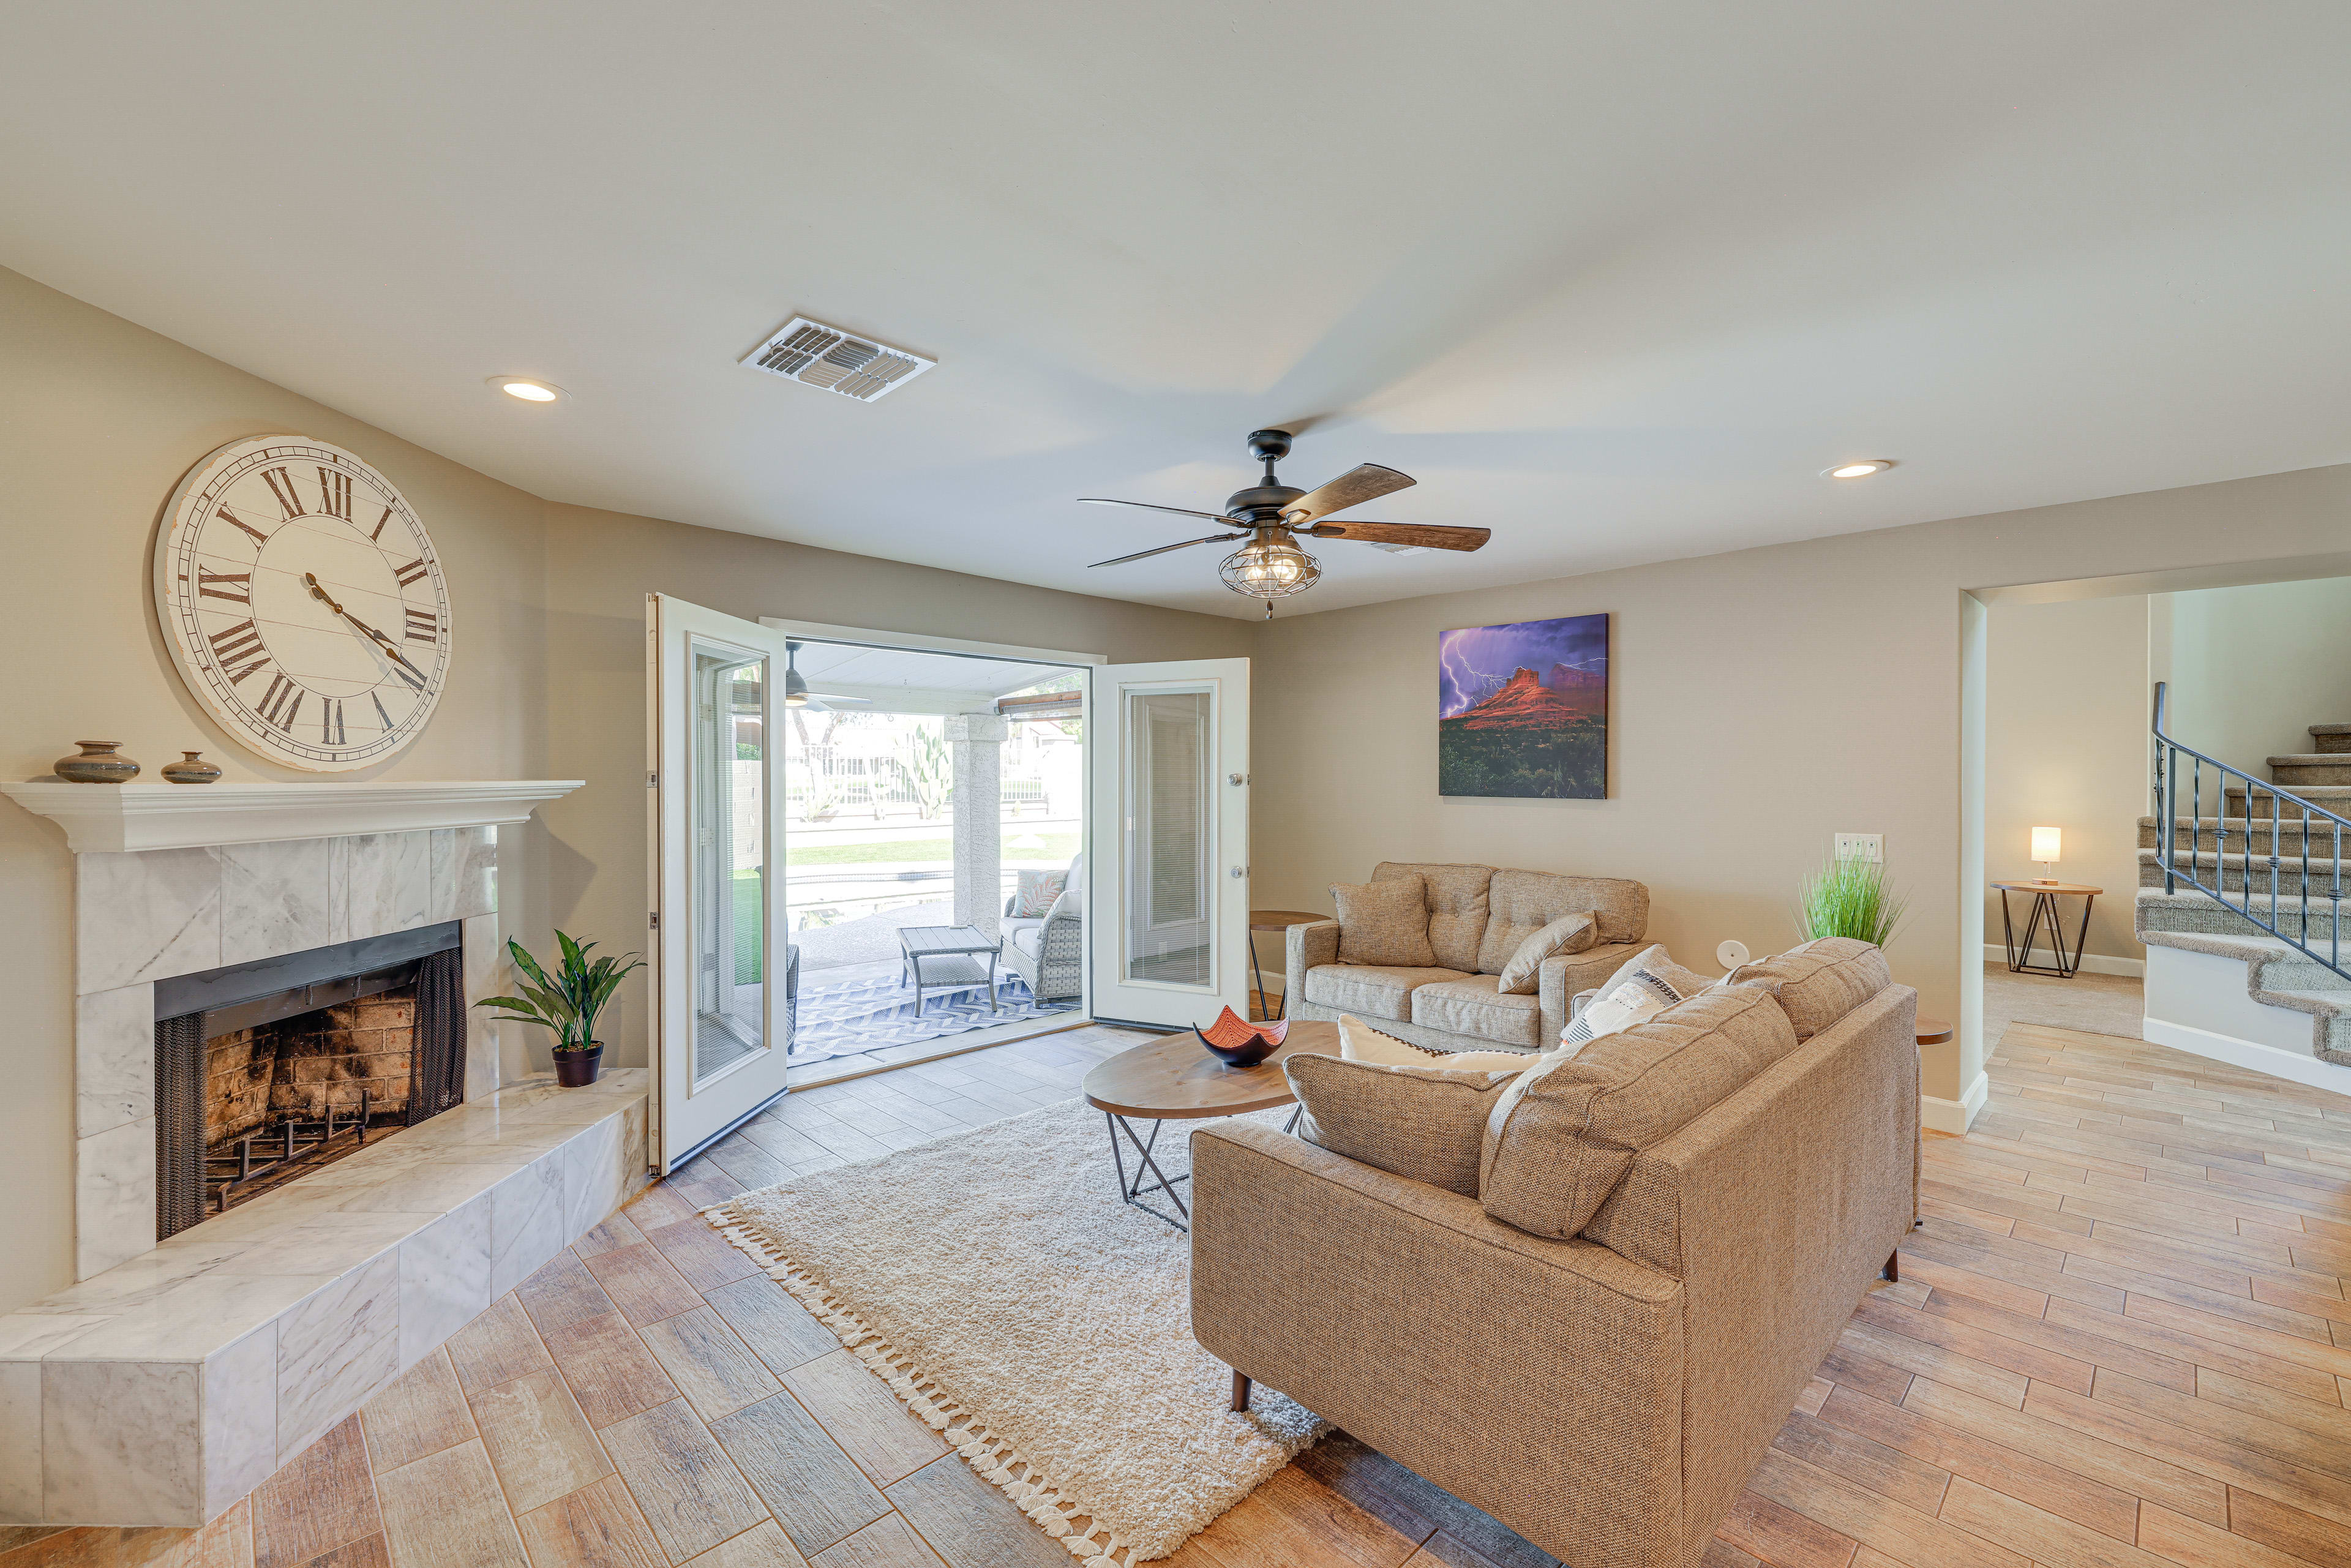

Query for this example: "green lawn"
[787,832,1078,866]
[733,871,761,983]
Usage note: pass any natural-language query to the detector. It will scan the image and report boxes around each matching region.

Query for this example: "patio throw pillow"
[1496,911,1599,994]
[1012,869,1067,917]
[1558,942,1712,1052]
[1330,874,1437,967]
[1337,1013,1547,1073]
[1287,1049,1520,1196]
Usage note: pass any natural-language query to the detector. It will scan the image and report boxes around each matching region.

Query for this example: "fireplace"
[152,921,467,1239]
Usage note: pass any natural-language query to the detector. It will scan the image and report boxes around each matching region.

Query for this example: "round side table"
[1247,909,1326,1021]
[1990,882,2102,978]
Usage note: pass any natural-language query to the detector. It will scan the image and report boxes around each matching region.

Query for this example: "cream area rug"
[703,1097,1327,1566]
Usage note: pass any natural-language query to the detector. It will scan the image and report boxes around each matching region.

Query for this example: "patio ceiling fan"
[1081,429,1491,615]
[782,642,871,712]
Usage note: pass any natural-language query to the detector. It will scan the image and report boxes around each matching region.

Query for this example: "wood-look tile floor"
[17,1019,2351,1568]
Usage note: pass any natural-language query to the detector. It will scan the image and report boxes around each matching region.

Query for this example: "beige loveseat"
[1193,948,1919,1568]
[1286,861,1649,1053]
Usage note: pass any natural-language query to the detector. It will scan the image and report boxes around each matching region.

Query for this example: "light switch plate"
[1835,833,1884,863]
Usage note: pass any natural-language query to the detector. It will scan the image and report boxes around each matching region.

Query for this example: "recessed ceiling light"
[491,377,564,403]
[1824,459,1894,479]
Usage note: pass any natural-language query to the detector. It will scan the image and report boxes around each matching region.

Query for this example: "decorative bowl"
[1193,1006,1288,1068]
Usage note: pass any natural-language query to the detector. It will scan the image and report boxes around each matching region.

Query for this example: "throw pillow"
[1011,869,1067,917]
[1723,937,1892,1040]
[1330,875,1438,968]
[1558,942,1711,1051]
[1496,911,1599,994]
[1480,984,1801,1237]
[1286,1050,1520,1196]
[1338,1013,1546,1073]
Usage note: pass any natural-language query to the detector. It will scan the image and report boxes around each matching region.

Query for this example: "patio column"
[945,712,1008,939]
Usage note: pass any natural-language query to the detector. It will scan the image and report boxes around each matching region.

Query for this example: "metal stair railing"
[2152,680,2351,980]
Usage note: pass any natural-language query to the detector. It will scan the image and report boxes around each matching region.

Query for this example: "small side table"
[1247,909,1326,1021]
[1991,882,2102,978]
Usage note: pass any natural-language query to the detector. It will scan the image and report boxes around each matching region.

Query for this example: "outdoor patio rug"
[704,1097,1326,1564]
[788,969,1072,1063]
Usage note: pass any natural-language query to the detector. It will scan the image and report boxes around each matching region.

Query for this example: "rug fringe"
[702,1202,1142,1567]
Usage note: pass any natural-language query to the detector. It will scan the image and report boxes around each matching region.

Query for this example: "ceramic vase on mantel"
[160,751,222,784]
[53,741,139,784]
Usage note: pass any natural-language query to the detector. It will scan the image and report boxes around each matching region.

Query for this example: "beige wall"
[2153,576,2351,778]
[1982,595,2150,964]
[1250,462,2351,1108]
[0,267,1245,1313]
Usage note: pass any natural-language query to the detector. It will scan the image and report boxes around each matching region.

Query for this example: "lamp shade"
[2030,825,2062,864]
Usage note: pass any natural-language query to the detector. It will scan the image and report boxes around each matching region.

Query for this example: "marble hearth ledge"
[0,779,584,853]
[0,1069,648,1528]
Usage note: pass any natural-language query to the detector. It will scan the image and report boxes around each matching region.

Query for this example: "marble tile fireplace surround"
[0,781,664,1531]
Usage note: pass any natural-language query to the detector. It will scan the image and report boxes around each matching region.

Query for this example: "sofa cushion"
[1411,975,1545,1048]
[1286,1050,1520,1196]
[1480,984,1800,1238]
[1005,919,1046,959]
[1477,869,1649,970]
[1338,1013,1549,1072]
[1302,964,1467,1021]
[1373,861,1494,973]
[1331,876,1437,968]
[1727,937,1892,1040]
[1496,912,1599,994]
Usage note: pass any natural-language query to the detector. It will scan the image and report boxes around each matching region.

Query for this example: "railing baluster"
[2302,800,2311,945]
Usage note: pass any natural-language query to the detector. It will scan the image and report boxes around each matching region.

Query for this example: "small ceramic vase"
[160,751,223,785]
[54,741,139,784]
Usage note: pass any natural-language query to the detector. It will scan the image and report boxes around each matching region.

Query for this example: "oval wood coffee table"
[1082,1019,1338,1230]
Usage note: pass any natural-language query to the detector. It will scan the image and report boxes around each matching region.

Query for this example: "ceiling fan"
[1081,429,1490,615]
[782,641,871,712]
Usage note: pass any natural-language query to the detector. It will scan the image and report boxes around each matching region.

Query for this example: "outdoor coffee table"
[898,925,1000,1016]
[1081,1019,1340,1229]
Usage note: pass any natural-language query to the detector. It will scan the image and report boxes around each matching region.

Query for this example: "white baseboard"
[2141,1015,2351,1095]
[1920,1071,1989,1135]
[1982,943,2144,979]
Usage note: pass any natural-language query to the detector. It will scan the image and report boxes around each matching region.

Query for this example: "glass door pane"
[692,640,767,1086]
[1124,687,1213,988]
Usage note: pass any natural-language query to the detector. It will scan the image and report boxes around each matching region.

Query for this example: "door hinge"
[647,771,658,787]
[649,910,660,930]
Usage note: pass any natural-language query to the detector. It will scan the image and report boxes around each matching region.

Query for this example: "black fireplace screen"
[153,921,467,1241]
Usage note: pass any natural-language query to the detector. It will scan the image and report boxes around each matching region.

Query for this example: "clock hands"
[303,572,428,681]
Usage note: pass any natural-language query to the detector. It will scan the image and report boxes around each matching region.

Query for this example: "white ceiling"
[2,2,2345,619]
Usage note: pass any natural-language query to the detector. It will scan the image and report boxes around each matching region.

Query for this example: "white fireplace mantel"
[0,778,585,853]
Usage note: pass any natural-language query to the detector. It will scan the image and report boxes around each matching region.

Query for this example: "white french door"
[647,595,795,1172]
[1087,658,1252,1029]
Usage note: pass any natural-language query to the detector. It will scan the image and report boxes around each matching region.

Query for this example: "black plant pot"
[553,1044,604,1087]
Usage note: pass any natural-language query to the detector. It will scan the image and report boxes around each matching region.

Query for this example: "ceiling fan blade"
[1078,497,1235,522]
[806,693,871,705]
[1087,533,1245,568]
[1281,463,1415,526]
[1305,520,1490,552]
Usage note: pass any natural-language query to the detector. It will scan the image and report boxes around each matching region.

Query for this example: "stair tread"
[2267,754,2351,766]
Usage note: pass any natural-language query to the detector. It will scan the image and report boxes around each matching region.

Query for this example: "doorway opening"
[770,634,1093,1079]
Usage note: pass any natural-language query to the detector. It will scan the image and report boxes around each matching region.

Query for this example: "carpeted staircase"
[2137,722,2351,1065]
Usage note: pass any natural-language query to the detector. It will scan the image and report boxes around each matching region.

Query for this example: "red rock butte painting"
[1438,613,1608,798]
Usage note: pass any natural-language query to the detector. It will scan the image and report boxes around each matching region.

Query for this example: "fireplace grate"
[154,928,468,1242]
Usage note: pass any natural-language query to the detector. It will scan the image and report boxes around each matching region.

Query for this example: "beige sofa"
[1286,860,1650,1053]
[1192,966,1920,1568]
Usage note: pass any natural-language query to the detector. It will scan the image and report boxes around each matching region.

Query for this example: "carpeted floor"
[1979,958,2143,1042]
[708,1098,1326,1565]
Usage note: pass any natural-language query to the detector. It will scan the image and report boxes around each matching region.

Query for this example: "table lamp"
[2031,825,2062,884]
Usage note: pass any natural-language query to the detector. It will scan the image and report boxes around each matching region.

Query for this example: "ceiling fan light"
[1218,536,1321,599]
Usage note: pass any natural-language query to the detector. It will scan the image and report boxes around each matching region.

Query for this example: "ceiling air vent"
[740,316,936,403]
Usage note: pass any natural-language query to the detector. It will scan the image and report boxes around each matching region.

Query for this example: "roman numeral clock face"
[153,437,451,770]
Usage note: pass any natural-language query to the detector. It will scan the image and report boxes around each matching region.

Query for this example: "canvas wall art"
[1438,613,1608,798]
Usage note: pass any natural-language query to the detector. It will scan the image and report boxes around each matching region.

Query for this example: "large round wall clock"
[153,435,451,771]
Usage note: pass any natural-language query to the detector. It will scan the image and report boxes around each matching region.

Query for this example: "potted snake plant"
[476,931,644,1087]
